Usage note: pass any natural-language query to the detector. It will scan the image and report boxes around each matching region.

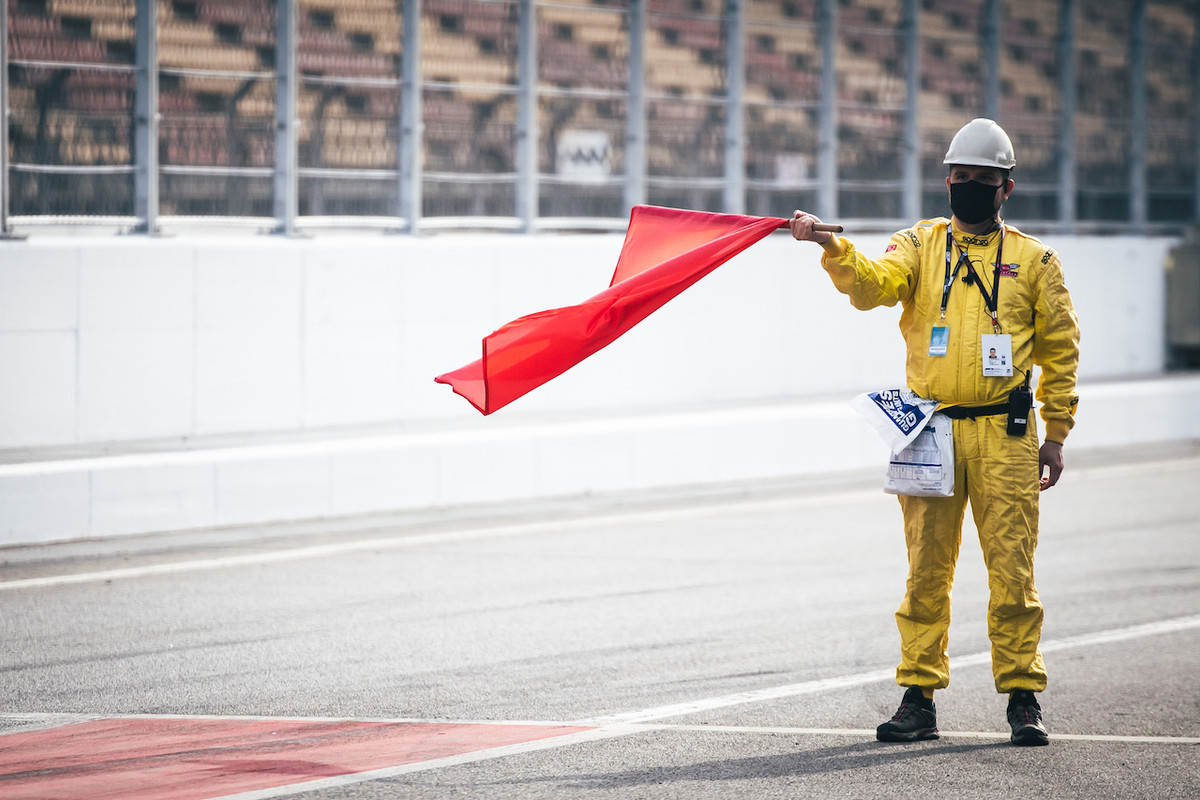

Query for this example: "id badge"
[981,333,1013,377]
[929,326,949,357]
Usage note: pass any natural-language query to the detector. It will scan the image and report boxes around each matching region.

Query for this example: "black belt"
[939,402,1009,420]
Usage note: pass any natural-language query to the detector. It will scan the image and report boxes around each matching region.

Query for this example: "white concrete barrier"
[2,374,1199,545]
[0,229,1193,545]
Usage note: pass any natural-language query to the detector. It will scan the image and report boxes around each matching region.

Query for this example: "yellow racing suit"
[821,218,1080,694]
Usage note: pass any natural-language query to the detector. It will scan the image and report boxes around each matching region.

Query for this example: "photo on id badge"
[982,333,1013,377]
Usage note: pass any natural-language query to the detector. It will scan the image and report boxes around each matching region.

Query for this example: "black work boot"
[1007,689,1050,746]
[876,686,939,742]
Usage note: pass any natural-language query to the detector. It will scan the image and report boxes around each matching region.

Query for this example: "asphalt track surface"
[2,441,1198,799]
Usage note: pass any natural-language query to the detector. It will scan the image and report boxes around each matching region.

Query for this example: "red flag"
[435,205,789,415]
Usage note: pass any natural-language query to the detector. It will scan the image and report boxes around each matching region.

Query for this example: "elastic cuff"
[1044,419,1071,445]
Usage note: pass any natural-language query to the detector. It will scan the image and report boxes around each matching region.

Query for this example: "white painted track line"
[5,712,1196,748]
[199,726,641,800]
[649,724,1200,745]
[4,454,1197,593]
[5,613,1198,800]
[0,488,881,592]
[200,722,1200,800]
[584,615,1200,724]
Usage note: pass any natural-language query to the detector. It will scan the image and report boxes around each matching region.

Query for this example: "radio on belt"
[1007,382,1032,437]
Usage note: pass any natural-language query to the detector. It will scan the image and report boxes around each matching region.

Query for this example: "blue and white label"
[850,388,940,453]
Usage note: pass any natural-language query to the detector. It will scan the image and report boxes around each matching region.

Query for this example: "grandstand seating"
[5,0,1191,216]
[1144,3,1194,182]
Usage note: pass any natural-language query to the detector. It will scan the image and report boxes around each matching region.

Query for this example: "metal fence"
[2,0,1197,235]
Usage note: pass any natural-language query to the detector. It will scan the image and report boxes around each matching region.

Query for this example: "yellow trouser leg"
[968,415,1047,693]
[894,416,1047,693]
[895,429,969,691]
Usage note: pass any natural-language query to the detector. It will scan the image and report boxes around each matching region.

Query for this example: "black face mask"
[949,179,1003,225]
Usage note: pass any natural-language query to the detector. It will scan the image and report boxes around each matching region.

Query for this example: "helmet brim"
[944,157,1016,170]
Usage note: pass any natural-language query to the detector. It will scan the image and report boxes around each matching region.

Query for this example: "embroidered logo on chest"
[998,263,1020,278]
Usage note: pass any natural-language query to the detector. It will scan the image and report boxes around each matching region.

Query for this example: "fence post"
[399,0,423,233]
[984,0,1001,121]
[0,2,13,236]
[902,0,920,221]
[1196,7,1200,224]
[1130,0,1147,232]
[132,0,159,233]
[516,0,538,232]
[818,0,837,221]
[273,0,298,235]
[1057,0,1076,232]
[624,0,647,214]
[723,0,744,215]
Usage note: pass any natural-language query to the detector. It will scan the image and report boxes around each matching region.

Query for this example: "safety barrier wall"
[0,230,1194,544]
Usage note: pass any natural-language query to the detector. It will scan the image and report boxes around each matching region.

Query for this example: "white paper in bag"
[883,412,955,497]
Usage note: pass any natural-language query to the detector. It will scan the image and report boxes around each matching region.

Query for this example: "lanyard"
[942,225,1005,332]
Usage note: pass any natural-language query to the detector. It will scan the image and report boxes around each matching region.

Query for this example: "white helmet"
[943,118,1016,170]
